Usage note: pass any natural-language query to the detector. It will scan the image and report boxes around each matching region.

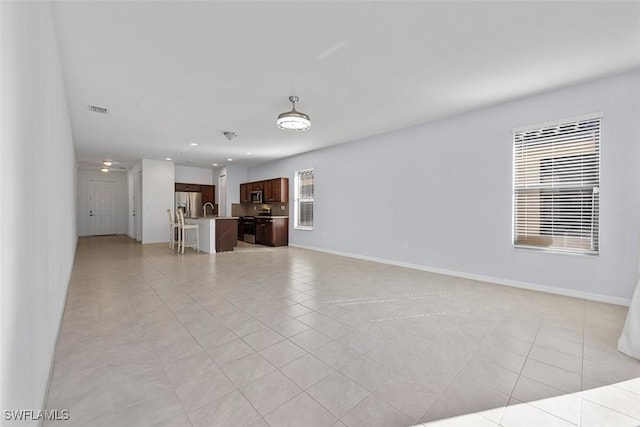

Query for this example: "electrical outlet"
[281,205,285,210]
[402,241,408,249]
[322,232,326,239]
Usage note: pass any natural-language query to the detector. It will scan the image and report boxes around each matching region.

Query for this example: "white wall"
[175,165,214,185]
[250,71,640,304]
[217,165,247,216]
[142,159,174,244]
[77,169,128,236]
[0,2,77,422]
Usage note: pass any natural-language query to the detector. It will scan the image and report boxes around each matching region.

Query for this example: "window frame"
[512,113,601,256]
[294,168,314,230]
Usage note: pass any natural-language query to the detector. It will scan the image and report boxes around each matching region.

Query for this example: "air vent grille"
[89,105,108,114]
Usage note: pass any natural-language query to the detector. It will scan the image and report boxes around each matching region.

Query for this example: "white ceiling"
[52,1,640,171]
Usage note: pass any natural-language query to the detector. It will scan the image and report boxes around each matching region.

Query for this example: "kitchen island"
[184,217,238,253]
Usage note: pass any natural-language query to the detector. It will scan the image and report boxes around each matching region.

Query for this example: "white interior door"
[134,172,142,241]
[218,173,227,217]
[89,180,116,236]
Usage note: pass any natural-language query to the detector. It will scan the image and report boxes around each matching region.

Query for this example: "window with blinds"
[295,169,314,229]
[513,115,600,254]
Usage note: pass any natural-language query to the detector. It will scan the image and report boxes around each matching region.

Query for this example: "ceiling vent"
[89,105,108,114]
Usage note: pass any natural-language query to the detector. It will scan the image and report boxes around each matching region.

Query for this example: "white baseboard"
[289,244,631,307]
[41,235,78,425]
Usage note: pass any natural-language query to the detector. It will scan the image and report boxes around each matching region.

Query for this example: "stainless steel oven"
[242,216,256,243]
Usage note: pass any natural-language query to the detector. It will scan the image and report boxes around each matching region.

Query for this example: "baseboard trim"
[289,244,631,307]
[40,235,78,426]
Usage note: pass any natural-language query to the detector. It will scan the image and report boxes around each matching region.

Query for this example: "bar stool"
[177,209,199,254]
[167,209,179,250]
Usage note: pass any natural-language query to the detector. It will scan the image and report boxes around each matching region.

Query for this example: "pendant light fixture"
[277,96,310,131]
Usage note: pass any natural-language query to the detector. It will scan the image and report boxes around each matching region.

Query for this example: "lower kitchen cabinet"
[255,217,288,247]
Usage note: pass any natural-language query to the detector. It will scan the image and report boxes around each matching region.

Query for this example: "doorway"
[218,173,227,217]
[89,180,116,235]
[134,171,142,241]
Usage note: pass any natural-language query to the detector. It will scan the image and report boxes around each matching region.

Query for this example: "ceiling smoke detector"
[223,131,237,141]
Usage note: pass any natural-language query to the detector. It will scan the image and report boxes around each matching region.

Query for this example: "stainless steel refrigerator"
[175,192,203,219]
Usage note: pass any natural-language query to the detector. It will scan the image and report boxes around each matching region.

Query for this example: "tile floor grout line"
[579,299,586,427]
[496,299,557,427]
[417,307,515,424]
[46,237,640,427]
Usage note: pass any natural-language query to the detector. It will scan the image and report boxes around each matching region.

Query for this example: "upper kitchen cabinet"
[263,178,289,203]
[250,181,264,191]
[240,177,289,203]
[240,183,250,204]
[201,185,215,205]
[175,183,201,192]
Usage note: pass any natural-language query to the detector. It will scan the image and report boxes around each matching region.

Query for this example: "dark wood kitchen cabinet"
[240,183,250,203]
[255,217,288,247]
[251,181,264,191]
[215,218,238,253]
[175,183,201,192]
[201,185,215,204]
[255,218,267,245]
[263,178,289,203]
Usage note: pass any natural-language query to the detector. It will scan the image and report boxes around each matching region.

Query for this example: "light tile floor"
[45,236,640,426]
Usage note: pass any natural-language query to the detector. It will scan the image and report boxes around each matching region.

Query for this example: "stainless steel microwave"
[250,190,262,204]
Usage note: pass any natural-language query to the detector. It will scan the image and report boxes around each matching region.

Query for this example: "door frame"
[88,179,116,236]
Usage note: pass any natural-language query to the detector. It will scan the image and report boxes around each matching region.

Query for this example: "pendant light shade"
[277,96,310,131]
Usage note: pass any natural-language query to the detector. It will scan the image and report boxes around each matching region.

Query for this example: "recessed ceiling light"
[246,152,252,155]
[227,158,233,162]
[102,160,113,166]
[190,143,198,146]
[100,168,109,173]
[212,163,218,166]
[165,157,172,161]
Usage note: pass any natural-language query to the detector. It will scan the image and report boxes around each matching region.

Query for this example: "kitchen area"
[174,174,289,253]
[233,177,289,247]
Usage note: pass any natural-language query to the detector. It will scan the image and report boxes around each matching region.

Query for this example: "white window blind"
[513,115,600,254]
[295,169,314,229]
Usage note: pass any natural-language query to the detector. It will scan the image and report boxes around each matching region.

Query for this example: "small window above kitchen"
[513,114,601,255]
[295,169,314,230]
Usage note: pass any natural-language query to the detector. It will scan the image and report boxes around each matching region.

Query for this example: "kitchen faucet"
[203,202,215,217]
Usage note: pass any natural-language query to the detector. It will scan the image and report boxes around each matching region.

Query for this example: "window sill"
[512,245,598,257]
[294,226,314,231]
